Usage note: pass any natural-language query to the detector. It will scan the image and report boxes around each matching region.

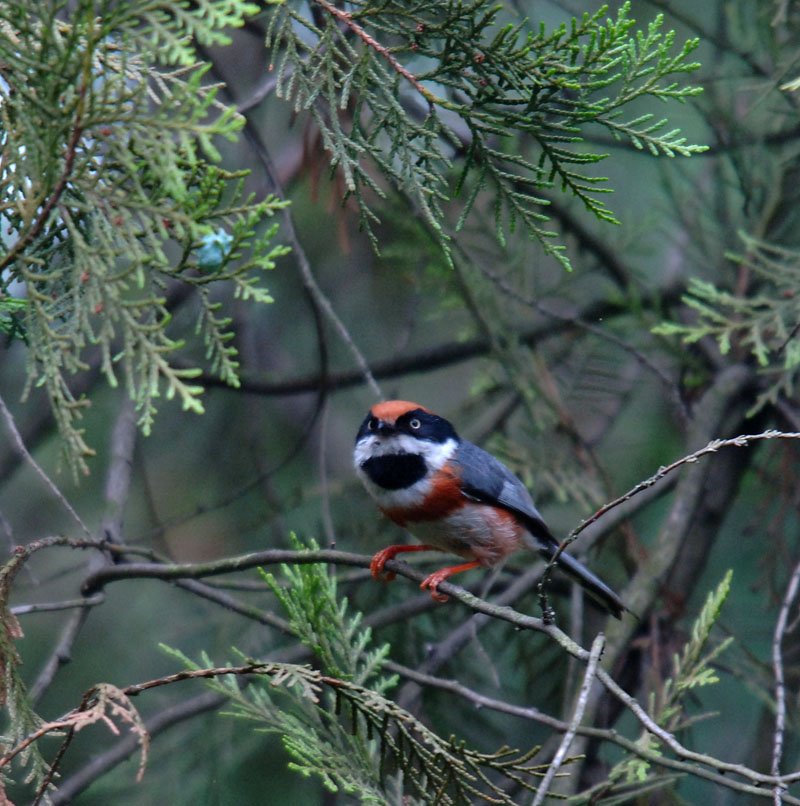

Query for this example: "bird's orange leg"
[420,561,482,603]
[370,544,440,582]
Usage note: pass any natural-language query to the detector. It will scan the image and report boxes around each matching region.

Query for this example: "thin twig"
[383,660,799,802]
[0,715,82,770]
[121,661,281,696]
[32,724,77,806]
[172,578,291,631]
[575,430,800,540]
[545,428,800,584]
[0,392,91,537]
[314,0,432,101]
[238,94,382,400]
[0,83,85,275]
[771,558,800,805]
[533,632,605,805]
[11,595,104,616]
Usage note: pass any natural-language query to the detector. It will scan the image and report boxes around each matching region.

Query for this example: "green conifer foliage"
[265,1,706,264]
[0,1,289,473]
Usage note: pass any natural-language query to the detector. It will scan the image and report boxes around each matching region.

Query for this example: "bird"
[353,400,627,619]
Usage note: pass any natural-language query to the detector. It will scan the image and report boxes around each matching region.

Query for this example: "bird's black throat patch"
[360,453,427,490]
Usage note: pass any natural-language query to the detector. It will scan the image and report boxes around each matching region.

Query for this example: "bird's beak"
[376,421,395,436]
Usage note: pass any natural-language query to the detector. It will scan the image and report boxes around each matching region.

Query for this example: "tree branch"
[771,557,800,805]
[12,420,800,800]
[0,392,91,537]
[67,540,800,792]
[0,83,85,275]
[195,286,684,397]
[533,632,605,805]
[314,0,432,101]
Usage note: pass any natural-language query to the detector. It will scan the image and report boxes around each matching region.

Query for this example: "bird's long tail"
[537,544,627,620]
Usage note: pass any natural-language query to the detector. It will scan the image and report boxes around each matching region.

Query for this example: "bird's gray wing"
[453,441,556,547]
[454,441,626,618]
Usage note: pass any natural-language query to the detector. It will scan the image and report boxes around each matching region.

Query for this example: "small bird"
[354,400,626,619]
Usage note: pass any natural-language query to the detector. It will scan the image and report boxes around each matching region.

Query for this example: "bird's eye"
[367,417,378,431]
[409,418,421,430]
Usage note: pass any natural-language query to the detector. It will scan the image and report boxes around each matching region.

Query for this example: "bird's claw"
[370,548,398,582]
[420,572,450,603]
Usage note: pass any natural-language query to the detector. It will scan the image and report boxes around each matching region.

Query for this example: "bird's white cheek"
[419,437,457,470]
[353,435,378,471]
[354,435,456,465]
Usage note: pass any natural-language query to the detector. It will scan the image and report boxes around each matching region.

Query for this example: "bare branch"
[237,93,382,400]
[80,548,371,595]
[172,578,291,631]
[194,286,684,398]
[533,632,605,805]
[11,595,104,616]
[68,541,800,792]
[1,536,109,607]
[771,557,800,805]
[0,393,91,537]
[571,428,800,545]
[384,660,800,801]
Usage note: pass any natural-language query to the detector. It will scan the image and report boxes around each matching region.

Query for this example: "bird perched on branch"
[354,400,626,619]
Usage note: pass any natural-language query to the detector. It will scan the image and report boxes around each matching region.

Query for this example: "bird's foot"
[420,571,451,603]
[370,547,400,581]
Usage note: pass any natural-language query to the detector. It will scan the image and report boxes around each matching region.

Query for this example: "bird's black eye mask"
[356,408,459,443]
[394,409,459,442]
[355,414,384,442]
